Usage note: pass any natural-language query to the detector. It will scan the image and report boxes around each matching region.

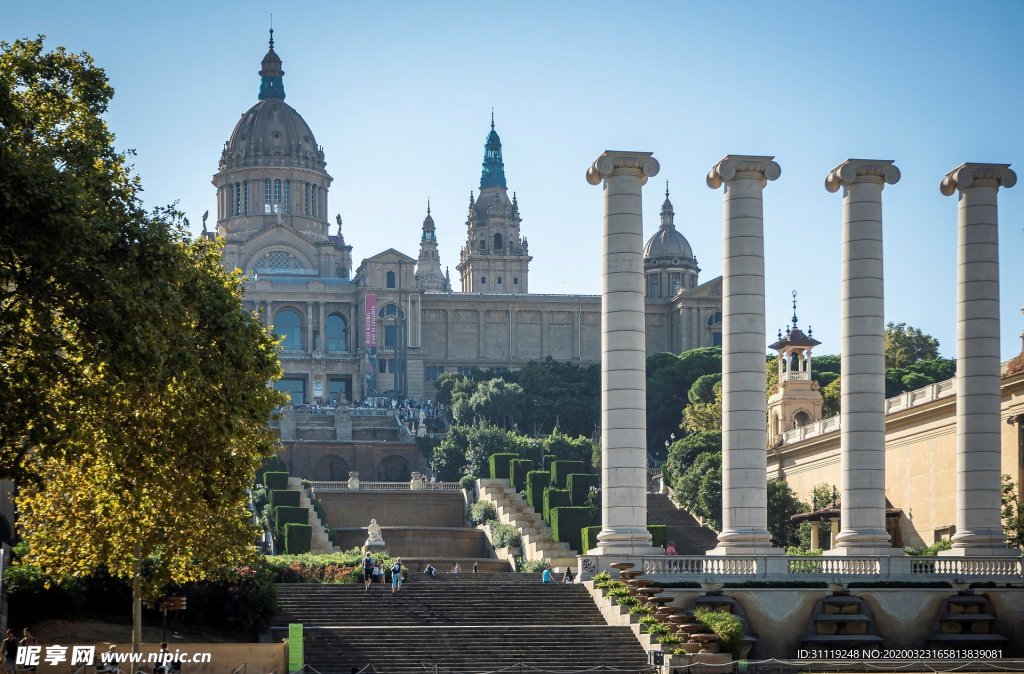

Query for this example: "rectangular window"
[264,179,272,214]
[328,377,349,403]
[425,366,444,381]
[670,273,681,295]
[274,377,306,405]
[480,276,487,284]
[378,359,389,374]
[312,186,318,218]
[497,277,503,284]
[273,179,282,210]
[513,277,519,285]
[383,325,398,348]
[304,183,311,216]
[227,184,234,216]
[243,181,249,215]
[234,182,241,215]
[284,180,291,214]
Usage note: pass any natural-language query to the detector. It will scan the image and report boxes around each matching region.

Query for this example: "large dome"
[644,227,694,260]
[218,34,326,173]
[221,99,324,171]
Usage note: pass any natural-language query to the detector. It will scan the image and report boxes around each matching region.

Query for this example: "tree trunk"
[132,543,143,653]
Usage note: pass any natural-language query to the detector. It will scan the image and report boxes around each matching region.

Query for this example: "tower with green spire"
[258,28,286,100]
[457,114,531,294]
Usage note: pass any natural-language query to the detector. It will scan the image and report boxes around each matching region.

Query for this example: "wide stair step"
[647,492,718,555]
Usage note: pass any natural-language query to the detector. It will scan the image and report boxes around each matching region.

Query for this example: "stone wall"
[280,441,424,482]
[318,491,465,528]
[332,526,488,558]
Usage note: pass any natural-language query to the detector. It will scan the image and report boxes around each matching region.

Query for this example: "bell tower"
[767,291,823,446]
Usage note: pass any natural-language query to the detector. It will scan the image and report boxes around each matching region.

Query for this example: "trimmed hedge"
[550,460,585,487]
[566,473,599,506]
[274,506,308,535]
[581,525,602,553]
[489,453,519,480]
[526,471,551,514]
[271,489,301,509]
[648,524,667,550]
[550,506,595,554]
[509,459,534,493]
[543,488,571,524]
[264,471,290,491]
[542,454,557,471]
[284,523,312,554]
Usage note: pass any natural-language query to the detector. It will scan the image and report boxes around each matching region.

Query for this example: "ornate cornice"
[706,155,780,189]
[940,162,1017,196]
[825,159,900,193]
[586,151,660,186]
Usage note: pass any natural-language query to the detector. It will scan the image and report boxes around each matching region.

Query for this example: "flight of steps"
[477,479,577,570]
[288,477,336,553]
[646,493,719,555]
[272,574,649,673]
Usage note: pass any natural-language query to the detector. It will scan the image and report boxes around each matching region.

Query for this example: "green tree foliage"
[674,452,722,531]
[662,431,721,487]
[452,379,524,429]
[687,373,721,405]
[646,347,721,456]
[3,38,284,650]
[542,428,594,464]
[821,378,842,418]
[797,483,838,550]
[884,322,941,369]
[430,424,537,480]
[1002,475,1024,549]
[681,381,722,434]
[767,479,806,548]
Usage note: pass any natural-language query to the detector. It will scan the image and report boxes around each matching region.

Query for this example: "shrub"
[459,474,477,491]
[786,545,823,556]
[543,488,571,524]
[581,525,601,553]
[263,471,289,491]
[905,539,953,556]
[694,608,744,658]
[550,460,585,487]
[516,557,548,573]
[269,548,375,583]
[591,571,611,586]
[566,473,599,506]
[526,470,551,514]
[549,506,595,554]
[271,489,301,509]
[629,603,651,615]
[489,452,519,479]
[488,520,522,548]
[274,506,308,535]
[542,454,557,471]
[284,523,312,554]
[638,615,659,625]
[469,499,497,525]
[509,458,534,493]
[647,524,667,550]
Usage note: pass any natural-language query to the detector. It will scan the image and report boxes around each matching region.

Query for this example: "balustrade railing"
[308,481,462,493]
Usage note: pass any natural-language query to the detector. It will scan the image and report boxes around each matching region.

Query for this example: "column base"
[594,526,658,557]
[706,528,779,556]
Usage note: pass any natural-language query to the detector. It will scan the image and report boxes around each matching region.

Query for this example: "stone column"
[586,151,660,555]
[939,163,1017,556]
[319,302,326,351]
[706,155,780,555]
[824,159,901,555]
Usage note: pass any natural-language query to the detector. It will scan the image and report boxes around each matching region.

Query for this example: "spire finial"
[491,108,495,130]
[427,197,431,215]
[665,180,670,200]
[269,14,274,50]
[791,289,799,326]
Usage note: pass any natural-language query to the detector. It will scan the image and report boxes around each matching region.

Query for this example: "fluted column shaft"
[939,163,1017,556]
[825,159,900,555]
[706,155,780,555]
[586,151,660,555]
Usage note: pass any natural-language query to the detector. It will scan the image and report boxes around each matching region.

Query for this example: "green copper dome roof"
[479,118,507,190]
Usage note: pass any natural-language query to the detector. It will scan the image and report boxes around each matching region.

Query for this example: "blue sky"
[6,1,1024,359]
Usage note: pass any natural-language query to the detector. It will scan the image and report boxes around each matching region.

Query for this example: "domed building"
[213,33,723,423]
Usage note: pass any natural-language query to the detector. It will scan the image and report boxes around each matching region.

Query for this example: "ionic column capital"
[825,159,901,193]
[706,155,780,189]
[940,162,1017,196]
[586,151,660,186]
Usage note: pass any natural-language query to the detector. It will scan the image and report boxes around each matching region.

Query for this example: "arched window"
[325,314,347,352]
[494,232,503,250]
[794,411,811,428]
[274,309,303,351]
[479,239,486,250]
[378,303,404,319]
[706,312,723,326]
[253,250,307,275]
[386,271,396,288]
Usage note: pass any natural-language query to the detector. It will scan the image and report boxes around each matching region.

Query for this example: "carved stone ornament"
[586,151,660,186]
[825,159,901,193]
[706,155,781,189]
[940,162,1017,196]
[365,518,384,544]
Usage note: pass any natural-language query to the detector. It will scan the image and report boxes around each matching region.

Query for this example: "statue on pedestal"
[364,518,387,555]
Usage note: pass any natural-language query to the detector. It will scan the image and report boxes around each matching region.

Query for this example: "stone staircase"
[477,479,577,570]
[272,574,649,673]
[646,493,719,555]
[288,477,336,553]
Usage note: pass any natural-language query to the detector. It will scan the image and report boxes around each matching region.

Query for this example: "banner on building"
[364,293,377,348]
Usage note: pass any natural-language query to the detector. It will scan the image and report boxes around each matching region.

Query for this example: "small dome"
[644,227,694,260]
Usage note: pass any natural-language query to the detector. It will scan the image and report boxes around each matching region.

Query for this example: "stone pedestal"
[938,163,1019,557]
[586,151,661,556]
[705,155,781,556]
[334,404,352,441]
[348,472,360,490]
[824,159,901,556]
[363,540,388,556]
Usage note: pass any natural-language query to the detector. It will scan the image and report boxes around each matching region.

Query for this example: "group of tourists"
[3,628,36,674]
[362,553,406,593]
